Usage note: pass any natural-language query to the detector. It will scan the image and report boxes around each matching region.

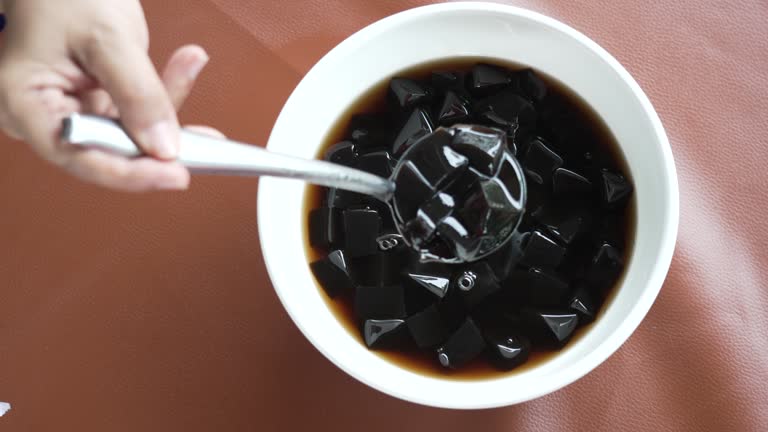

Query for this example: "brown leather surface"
[2,0,767,430]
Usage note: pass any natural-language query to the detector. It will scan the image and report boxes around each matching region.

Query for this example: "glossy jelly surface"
[304,58,635,379]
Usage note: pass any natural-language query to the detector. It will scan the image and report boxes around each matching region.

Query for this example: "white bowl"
[258,2,678,409]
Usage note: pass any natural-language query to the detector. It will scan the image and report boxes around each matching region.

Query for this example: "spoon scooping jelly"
[62,115,525,264]
[390,124,526,263]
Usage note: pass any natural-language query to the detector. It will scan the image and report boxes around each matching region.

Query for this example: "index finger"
[74,29,180,160]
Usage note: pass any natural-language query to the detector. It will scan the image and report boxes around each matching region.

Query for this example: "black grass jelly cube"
[469,64,512,96]
[519,230,566,269]
[355,284,406,321]
[520,309,579,349]
[363,319,407,349]
[568,283,598,324]
[436,318,486,369]
[348,113,394,151]
[323,141,357,166]
[436,91,472,126]
[392,107,434,156]
[392,160,435,218]
[600,169,633,206]
[450,125,506,176]
[485,332,531,370]
[505,267,570,307]
[308,207,343,249]
[343,209,382,257]
[407,304,449,349]
[523,138,563,185]
[553,168,593,197]
[389,78,433,110]
[310,250,354,298]
[401,129,468,188]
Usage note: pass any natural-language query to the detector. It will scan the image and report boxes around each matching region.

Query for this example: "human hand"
[0,0,212,191]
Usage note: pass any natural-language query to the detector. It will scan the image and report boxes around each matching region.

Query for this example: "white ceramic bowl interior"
[258,2,678,409]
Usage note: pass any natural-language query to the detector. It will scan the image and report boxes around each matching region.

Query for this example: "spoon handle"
[61,114,394,201]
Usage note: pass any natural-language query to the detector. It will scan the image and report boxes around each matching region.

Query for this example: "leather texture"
[1,0,767,430]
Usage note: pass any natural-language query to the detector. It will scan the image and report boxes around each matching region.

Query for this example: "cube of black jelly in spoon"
[519,230,566,269]
[496,152,526,205]
[520,309,579,349]
[436,91,472,126]
[355,150,395,178]
[405,262,452,299]
[389,78,432,110]
[514,68,547,102]
[553,168,592,197]
[308,207,343,249]
[436,318,486,369]
[477,113,520,157]
[600,169,633,206]
[523,138,563,185]
[568,284,598,324]
[506,267,570,307]
[441,167,482,205]
[479,176,526,233]
[450,125,506,176]
[407,304,449,348]
[469,63,512,96]
[451,182,488,234]
[392,161,435,222]
[587,242,624,291]
[402,129,468,188]
[343,209,382,257]
[431,71,464,91]
[355,284,406,320]
[310,250,353,298]
[392,107,434,156]
[363,319,407,349]
[348,113,394,150]
[418,192,455,228]
[402,214,437,249]
[436,215,481,262]
[485,333,531,370]
[419,236,457,263]
[323,140,357,166]
[455,261,501,309]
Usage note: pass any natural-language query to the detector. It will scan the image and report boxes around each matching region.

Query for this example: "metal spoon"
[61,113,395,202]
[62,114,525,264]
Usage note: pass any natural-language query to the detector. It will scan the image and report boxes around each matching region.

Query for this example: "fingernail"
[139,121,177,159]
[187,53,210,81]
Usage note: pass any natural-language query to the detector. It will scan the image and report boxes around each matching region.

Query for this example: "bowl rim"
[258,1,679,409]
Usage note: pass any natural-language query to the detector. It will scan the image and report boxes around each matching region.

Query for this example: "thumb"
[74,34,179,159]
